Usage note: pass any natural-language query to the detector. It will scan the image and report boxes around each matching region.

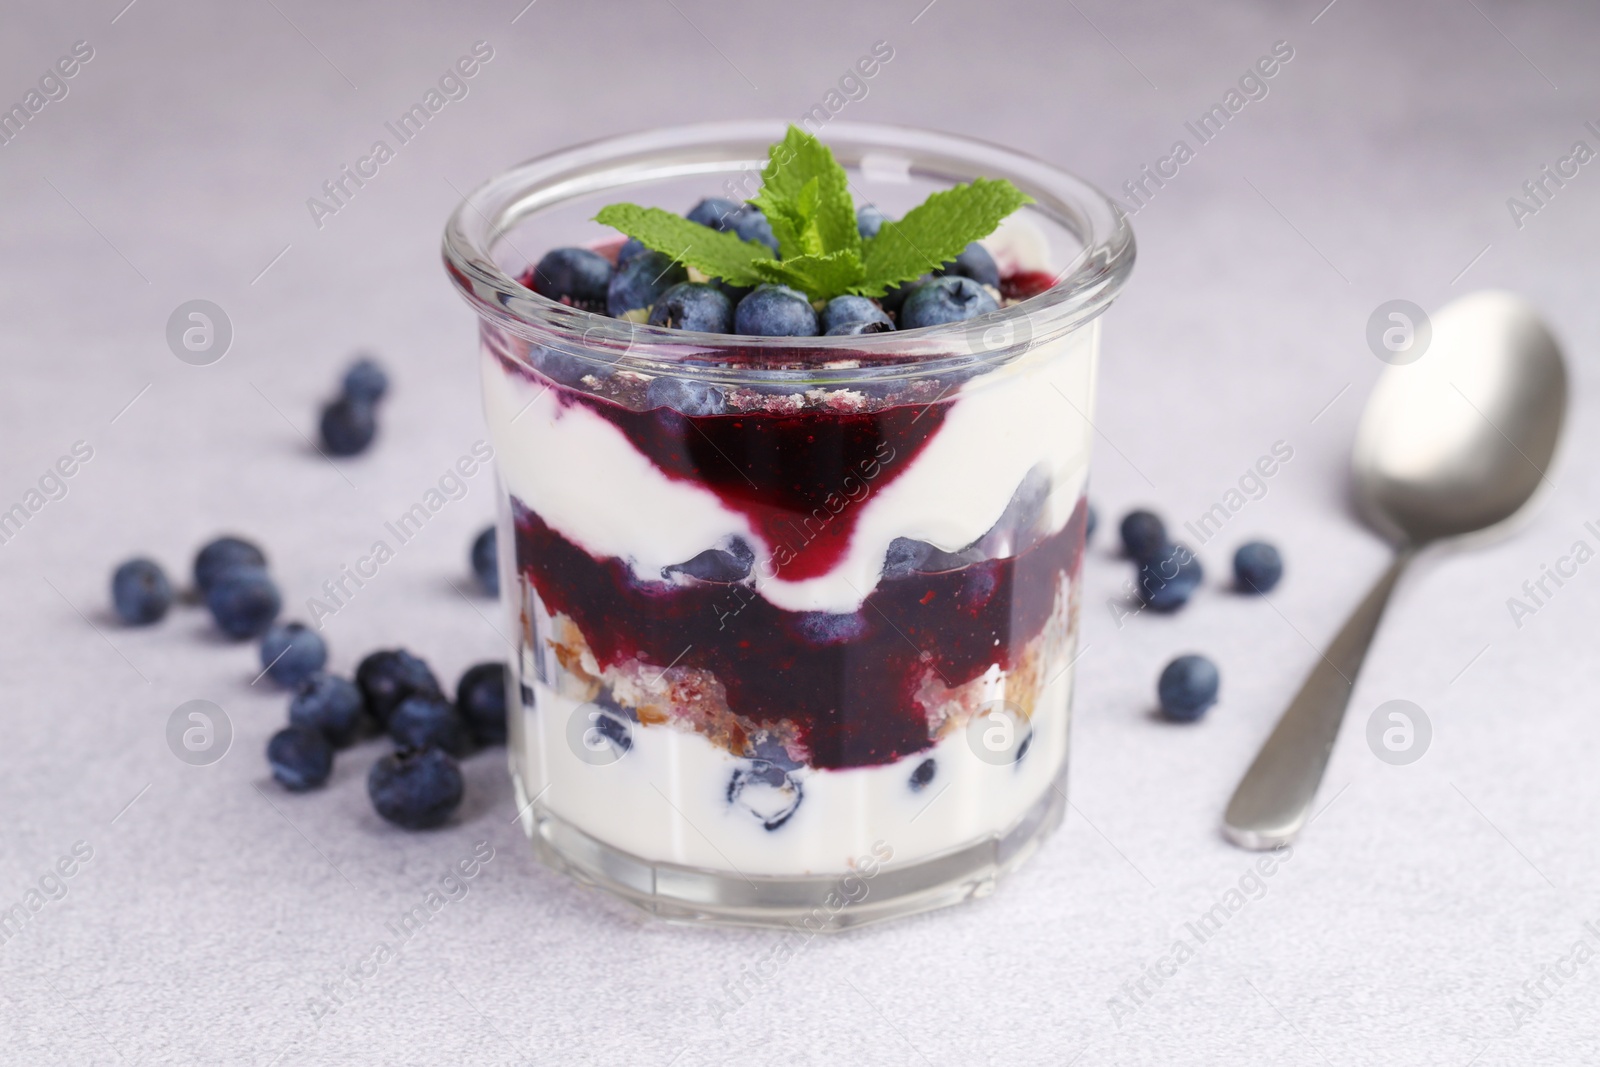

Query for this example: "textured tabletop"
[2,1,1598,1064]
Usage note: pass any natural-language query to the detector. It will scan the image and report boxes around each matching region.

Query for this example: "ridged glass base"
[511,767,1067,930]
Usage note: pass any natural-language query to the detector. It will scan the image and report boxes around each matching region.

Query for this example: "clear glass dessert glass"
[444,120,1134,929]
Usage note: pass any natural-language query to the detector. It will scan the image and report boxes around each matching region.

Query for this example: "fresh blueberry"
[939,242,1001,289]
[647,282,733,333]
[880,274,933,315]
[356,648,442,725]
[899,276,1000,329]
[259,621,328,687]
[388,692,471,757]
[727,760,802,831]
[368,747,464,829]
[793,611,867,646]
[268,726,333,791]
[1234,541,1283,594]
[663,538,754,582]
[910,758,936,791]
[1137,542,1203,613]
[207,567,281,639]
[533,347,611,387]
[193,536,266,593]
[607,250,688,317]
[1119,509,1168,561]
[686,197,742,229]
[1086,503,1098,543]
[826,321,894,336]
[319,397,376,457]
[882,537,935,580]
[617,237,649,264]
[646,375,726,416]
[289,672,366,747]
[111,558,171,625]
[456,662,507,745]
[734,284,818,337]
[590,706,632,753]
[821,295,893,334]
[342,357,388,404]
[471,526,498,596]
[1158,654,1220,722]
[857,204,887,239]
[528,247,613,309]
[685,198,778,251]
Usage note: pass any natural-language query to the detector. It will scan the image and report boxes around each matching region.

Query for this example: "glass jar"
[444,120,1134,928]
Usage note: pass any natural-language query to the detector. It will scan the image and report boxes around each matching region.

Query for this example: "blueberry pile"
[108,526,508,831]
[1098,504,1287,723]
[319,355,389,457]
[525,200,1005,338]
[269,649,505,829]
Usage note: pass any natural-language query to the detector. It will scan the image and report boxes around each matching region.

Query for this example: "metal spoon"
[1222,290,1568,850]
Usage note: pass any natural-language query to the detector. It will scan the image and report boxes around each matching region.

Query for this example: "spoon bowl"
[1223,290,1568,849]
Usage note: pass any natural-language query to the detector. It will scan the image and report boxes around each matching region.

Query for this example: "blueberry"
[607,250,688,317]
[590,707,632,753]
[734,284,818,337]
[1086,503,1098,543]
[471,526,498,596]
[686,197,742,229]
[882,537,935,580]
[356,648,442,725]
[368,747,464,829]
[259,621,328,687]
[663,538,754,582]
[939,242,1000,289]
[647,282,733,333]
[319,397,376,457]
[686,199,778,251]
[617,237,649,264]
[1119,509,1168,561]
[342,357,388,404]
[910,758,936,791]
[793,611,867,646]
[857,204,887,238]
[880,274,933,315]
[533,347,611,387]
[1137,542,1203,613]
[456,662,508,745]
[388,692,471,757]
[727,760,802,831]
[111,558,171,625]
[289,672,366,747]
[528,247,613,309]
[821,295,893,334]
[193,536,266,593]
[1234,541,1283,594]
[207,567,281,639]
[1158,654,1220,722]
[826,321,894,336]
[899,276,1000,329]
[268,726,333,791]
[646,375,726,416]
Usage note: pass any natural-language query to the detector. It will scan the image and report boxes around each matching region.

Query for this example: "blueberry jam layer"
[562,390,950,582]
[513,494,1088,771]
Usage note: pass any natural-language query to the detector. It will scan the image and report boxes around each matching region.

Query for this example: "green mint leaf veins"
[855,178,1033,298]
[593,204,772,286]
[593,126,1033,305]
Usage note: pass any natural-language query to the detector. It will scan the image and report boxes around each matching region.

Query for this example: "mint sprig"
[594,126,1033,305]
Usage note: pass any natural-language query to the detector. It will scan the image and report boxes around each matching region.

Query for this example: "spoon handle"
[1222,549,1412,849]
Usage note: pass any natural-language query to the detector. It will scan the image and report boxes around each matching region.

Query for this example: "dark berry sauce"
[513,495,1087,770]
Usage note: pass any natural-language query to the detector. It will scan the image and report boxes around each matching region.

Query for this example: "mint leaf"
[594,203,772,286]
[752,250,865,302]
[856,178,1033,297]
[749,126,859,263]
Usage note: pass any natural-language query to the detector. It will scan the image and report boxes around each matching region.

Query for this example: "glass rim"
[442,119,1135,374]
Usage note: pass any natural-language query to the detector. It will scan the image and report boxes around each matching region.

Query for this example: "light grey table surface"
[2,0,1598,1063]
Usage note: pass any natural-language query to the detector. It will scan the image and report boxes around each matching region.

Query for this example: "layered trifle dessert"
[446,122,1133,926]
